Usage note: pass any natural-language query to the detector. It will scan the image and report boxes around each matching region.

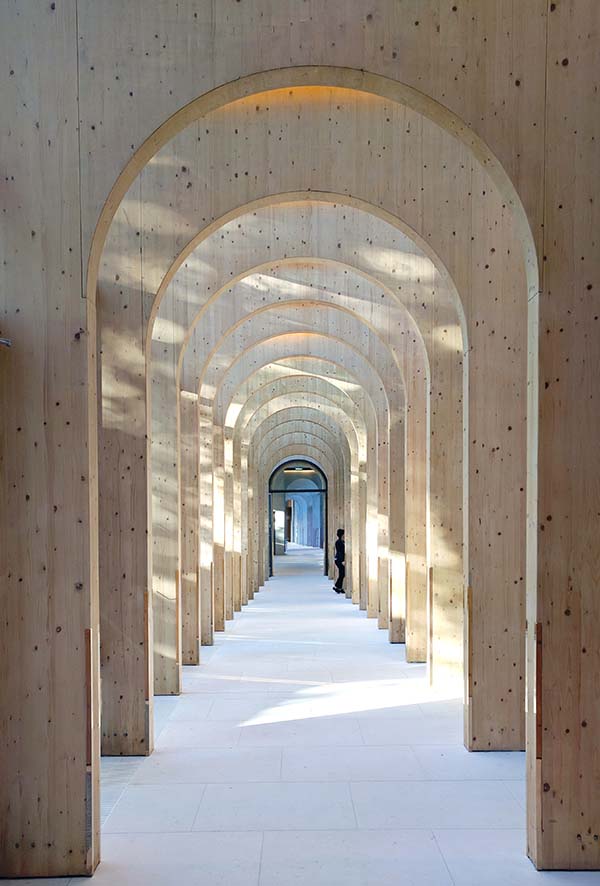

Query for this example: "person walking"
[333,528,346,594]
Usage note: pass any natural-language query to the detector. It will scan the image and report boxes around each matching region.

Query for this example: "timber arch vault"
[96,64,534,867]
[2,11,598,877]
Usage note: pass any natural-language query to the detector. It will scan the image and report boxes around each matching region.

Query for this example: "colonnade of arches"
[95,70,531,767]
[3,21,598,873]
[98,68,531,865]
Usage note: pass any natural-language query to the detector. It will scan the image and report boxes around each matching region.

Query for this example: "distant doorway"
[268,459,328,576]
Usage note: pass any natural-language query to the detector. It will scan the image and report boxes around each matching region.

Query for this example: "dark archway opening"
[268,459,328,577]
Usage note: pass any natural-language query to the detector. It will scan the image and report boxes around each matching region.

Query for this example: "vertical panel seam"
[75,0,85,299]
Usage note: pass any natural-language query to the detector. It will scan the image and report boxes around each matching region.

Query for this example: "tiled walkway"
[16,546,600,885]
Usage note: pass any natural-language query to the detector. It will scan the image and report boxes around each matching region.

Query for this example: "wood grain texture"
[180,390,200,665]
[0,2,100,876]
[98,182,153,752]
[7,1,599,874]
[526,0,600,869]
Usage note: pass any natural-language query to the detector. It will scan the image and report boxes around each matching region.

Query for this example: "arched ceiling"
[178,258,429,394]
[223,359,377,432]
[232,379,369,461]
[93,69,537,316]
[157,198,452,367]
[246,401,360,466]
[217,345,387,426]
[197,311,403,409]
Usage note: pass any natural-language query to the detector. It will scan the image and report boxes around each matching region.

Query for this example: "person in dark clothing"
[333,528,345,594]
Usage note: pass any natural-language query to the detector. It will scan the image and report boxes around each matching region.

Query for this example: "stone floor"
[14,545,600,885]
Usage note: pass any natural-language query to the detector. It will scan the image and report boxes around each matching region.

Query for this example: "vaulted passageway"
[2,5,599,878]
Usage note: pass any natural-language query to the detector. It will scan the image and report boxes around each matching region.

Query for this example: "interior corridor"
[4,548,527,883]
[9,546,600,885]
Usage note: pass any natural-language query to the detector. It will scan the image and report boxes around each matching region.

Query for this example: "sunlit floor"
[18,545,600,885]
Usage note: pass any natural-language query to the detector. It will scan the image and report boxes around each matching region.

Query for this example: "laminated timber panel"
[90,68,534,751]
[232,368,393,627]
[98,179,153,753]
[199,391,216,641]
[180,388,200,665]
[230,370,372,614]
[211,427,226,631]
[404,335,428,659]
[242,433,340,595]
[151,291,182,694]
[186,260,413,621]
[526,0,600,870]
[157,173,510,682]
[427,295,464,687]
[173,243,427,633]
[250,435,343,588]
[0,2,100,876]
[93,70,528,753]
[463,164,528,751]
